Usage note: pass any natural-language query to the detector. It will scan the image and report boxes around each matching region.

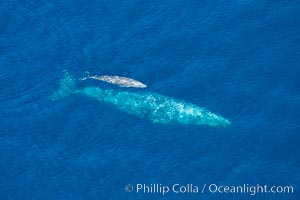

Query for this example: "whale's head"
[195,111,231,127]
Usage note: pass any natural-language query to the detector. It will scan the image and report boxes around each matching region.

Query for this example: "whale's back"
[82,87,230,126]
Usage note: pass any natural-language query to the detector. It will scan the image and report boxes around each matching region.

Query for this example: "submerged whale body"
[79,72,147,88]
[51,71,231,127]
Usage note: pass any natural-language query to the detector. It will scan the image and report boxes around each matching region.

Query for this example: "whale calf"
[79,71,147,88]
[51,71,230,127]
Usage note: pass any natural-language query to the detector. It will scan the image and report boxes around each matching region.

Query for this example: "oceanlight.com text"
[124,183,294,196]
[207,183,294,195]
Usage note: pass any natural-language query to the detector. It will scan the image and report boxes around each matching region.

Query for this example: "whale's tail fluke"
[79,71,90,81]
[50,71,78,100]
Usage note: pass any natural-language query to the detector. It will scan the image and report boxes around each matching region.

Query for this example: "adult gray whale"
[51,71,230,127]
[79,71,147,88]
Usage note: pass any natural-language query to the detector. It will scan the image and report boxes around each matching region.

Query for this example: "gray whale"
[79,72,147,88]
[51,71,230,127]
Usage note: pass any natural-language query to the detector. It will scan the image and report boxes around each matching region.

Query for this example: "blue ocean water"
[0,0,299,199]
